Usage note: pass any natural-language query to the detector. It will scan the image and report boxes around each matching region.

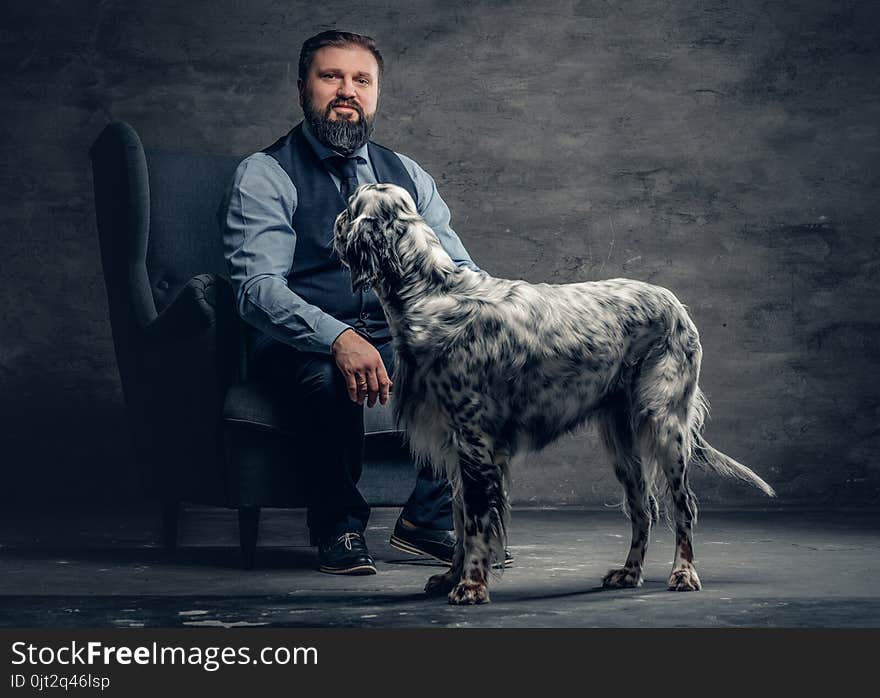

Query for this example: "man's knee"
[302,358,341,394]
[299,359,360,414]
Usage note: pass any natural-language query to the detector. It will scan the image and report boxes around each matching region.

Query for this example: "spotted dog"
[333,183,776,605]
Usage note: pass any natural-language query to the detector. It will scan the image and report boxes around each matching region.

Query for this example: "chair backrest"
[90,122,244,323]
[90,122,244,457]
[145,149,242,313]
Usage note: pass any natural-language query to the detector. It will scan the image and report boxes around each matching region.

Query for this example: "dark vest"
[261,122,419,346]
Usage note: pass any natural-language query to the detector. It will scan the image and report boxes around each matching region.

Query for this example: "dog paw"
[667,566,701,591]
[447,581,490,605]
[425,571,459,596]
[601,566,643,589]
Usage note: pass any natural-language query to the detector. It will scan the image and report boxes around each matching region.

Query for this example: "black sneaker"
[390,517,514,568]
[318,532,377,575]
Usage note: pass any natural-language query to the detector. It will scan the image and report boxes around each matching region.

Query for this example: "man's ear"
[297,79,304,107]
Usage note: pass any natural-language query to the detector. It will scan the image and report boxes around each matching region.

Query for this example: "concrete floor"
[1,507,878,627]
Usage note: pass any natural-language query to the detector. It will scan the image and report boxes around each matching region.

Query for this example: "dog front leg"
[447,451,506,605]
[425,493,465,596]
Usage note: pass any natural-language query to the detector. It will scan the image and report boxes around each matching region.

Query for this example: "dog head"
[333,183,417,292]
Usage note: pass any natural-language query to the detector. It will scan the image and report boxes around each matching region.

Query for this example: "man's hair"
[298,30,384,83]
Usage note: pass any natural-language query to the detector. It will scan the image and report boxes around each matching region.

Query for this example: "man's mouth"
[332,103,359,114]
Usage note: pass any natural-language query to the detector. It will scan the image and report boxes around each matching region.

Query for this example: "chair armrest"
[143,274,231,341]
[143,273,243,384]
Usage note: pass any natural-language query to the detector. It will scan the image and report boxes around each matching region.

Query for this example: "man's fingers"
[355,371,369,405]
[377,364,392,405]
[335,341,390,406]
[346,372,359,403]
[365,368,380,407]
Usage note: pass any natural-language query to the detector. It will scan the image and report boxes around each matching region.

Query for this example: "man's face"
[299,45,380,154]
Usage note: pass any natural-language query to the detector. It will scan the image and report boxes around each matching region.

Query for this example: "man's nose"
[337,77,357,97]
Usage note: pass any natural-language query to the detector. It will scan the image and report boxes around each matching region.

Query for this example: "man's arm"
[220,153,352,355]
[396,154,481,272]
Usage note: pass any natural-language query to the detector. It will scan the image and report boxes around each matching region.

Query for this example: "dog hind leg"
[599,404,652,587]
[637,339,703,592]
[651,417,701,591]
[598,405,652,588]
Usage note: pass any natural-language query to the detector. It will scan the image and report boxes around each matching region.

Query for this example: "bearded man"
[222,30,505,575]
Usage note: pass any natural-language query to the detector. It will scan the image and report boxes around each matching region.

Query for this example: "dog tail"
[691,433,776,497]
[683,386,775,497]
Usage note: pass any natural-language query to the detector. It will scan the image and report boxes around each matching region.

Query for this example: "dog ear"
[344,215,384,292]
[335,196,406,292]
[332,207,353,264]
[376,217,404,284]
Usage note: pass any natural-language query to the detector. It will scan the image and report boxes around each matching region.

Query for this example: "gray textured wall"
[1,0,878,509]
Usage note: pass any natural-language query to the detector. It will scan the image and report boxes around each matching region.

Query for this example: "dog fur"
[334,183,775,605]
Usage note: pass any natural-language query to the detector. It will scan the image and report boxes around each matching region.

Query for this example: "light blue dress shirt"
[221,121,479,354]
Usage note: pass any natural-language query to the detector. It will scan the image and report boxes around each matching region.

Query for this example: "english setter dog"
[334,183,775,605]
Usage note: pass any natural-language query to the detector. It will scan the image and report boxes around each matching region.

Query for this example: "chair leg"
[238,506,260,569]
[162,500,180,552]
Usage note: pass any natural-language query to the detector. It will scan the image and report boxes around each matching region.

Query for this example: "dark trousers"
[250,338,453,545]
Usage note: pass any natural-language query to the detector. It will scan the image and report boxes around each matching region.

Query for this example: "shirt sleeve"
[395,153,481,272]
[220,153,351,354]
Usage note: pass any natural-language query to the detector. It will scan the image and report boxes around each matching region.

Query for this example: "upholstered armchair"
[89,121,412,568]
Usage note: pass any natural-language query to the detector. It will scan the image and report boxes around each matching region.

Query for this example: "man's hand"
[331,329,392,407]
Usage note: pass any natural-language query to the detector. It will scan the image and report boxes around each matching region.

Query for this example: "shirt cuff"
[314,315,355,354]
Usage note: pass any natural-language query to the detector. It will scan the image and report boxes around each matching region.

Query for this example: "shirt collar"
[301,119,369,163]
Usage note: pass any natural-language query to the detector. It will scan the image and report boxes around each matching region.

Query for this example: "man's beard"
[303,93,375,155]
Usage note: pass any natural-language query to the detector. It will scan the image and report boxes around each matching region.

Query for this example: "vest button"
[359,312,368,320]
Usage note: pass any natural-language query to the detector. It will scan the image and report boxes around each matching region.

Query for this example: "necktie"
[326,155,360,205]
